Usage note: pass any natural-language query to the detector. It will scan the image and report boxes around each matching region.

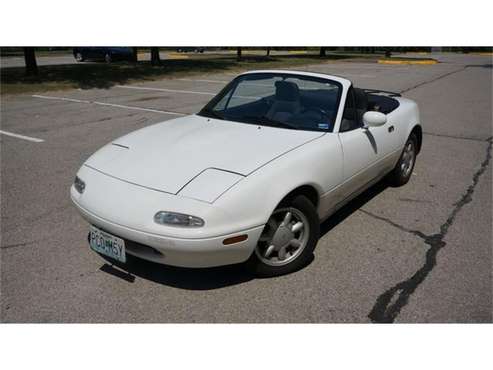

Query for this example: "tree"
[319,47,327,57]
[237,47,242,61]
[23,47,38,76]
[150,47,160,65]
[266,47,270,57]
[132,47,138,63]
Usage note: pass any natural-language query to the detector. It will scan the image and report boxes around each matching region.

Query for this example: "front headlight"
[154,211,205,227]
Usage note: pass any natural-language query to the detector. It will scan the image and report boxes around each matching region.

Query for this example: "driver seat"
[354,88,368,121]
[266,81,302,121]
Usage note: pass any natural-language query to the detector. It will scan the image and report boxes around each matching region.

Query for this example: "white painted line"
[341,74,376,78]
[116,85,216,96]
[177,78,228,84]
[92,101,185,115]
[32,94,91,104]
[0,130,44,143]
[31,95,186,116]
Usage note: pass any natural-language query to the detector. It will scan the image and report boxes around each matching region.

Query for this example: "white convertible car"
[71,70,421,276]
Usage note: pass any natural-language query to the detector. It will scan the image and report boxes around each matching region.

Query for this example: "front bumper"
[73,198,264,268]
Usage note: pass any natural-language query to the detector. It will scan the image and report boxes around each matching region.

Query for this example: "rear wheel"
[246,195,319,277]
[388,133,417,186]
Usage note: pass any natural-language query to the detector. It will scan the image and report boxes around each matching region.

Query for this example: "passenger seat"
[266,81,302,121]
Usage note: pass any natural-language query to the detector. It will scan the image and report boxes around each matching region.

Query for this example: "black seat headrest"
[275,80,300,101]
[353,88,368,110]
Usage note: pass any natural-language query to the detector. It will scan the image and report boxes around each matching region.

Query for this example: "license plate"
[89,226,126,263]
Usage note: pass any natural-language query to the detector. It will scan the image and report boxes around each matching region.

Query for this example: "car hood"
[84,114,323,194]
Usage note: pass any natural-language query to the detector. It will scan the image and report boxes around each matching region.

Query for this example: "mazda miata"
[71,70,421,276]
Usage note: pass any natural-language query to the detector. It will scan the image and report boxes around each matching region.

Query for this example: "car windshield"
[199,73,342,132]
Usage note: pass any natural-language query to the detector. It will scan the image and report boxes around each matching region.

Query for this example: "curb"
[167,53,189,60]
[378,59,438,65]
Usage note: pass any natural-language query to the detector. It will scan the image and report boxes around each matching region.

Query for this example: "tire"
[387,133,417,186]
[246,195,320,277]
[104,53,112,63]
[75,52,84,62]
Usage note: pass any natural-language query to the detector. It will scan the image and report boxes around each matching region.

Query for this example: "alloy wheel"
[400,140,415,178]
[255,207,310,266]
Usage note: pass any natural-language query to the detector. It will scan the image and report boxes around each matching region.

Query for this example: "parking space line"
[31,95,186,116]
[116,85,216,96]
[177,78,229,84]
[32,94,91,104]
[0,130,44,143]
[340,74,376,78]
[92,101,185,115]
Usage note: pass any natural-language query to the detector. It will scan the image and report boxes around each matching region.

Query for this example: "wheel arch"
[277,184,320,209]
[410,124,423,154]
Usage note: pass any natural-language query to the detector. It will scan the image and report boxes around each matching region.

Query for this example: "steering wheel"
[261,97,274,107]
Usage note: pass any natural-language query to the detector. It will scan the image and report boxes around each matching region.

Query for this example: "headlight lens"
[154,211,204,227]
[74,176,86,194]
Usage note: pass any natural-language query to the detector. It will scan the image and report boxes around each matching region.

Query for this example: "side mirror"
[363,111,387,128]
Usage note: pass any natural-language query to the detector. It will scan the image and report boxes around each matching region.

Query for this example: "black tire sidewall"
[389,133,417,186]
[246,195,320,277]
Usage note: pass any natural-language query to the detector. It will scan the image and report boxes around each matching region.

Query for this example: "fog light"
[74,176,85,194]
[223,234,248,245]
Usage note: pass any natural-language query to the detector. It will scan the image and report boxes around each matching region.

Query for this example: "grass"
[1,53,373,95]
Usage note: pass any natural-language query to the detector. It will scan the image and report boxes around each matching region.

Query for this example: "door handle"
[388,125,395,133]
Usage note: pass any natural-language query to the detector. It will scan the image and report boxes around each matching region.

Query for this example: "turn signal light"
[222,234,248,245]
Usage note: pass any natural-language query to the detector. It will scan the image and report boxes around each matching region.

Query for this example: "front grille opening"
[125,240,163,257]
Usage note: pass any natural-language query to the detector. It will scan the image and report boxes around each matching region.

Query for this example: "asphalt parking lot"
[1,53,491,323]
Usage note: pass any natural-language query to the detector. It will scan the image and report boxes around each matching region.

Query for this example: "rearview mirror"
[363,111,387,128]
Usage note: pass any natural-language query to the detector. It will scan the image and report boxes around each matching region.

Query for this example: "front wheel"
[388,133,417,186]
[246,195,320,277]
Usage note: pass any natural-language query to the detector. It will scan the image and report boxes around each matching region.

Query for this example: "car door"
[337,87,391,199]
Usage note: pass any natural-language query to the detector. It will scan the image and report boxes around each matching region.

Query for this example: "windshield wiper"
[241,115,299,130]
[200,109,224,120]
[262,115,299,129]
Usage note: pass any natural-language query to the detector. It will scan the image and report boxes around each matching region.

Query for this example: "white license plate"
[89,226,126,263]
